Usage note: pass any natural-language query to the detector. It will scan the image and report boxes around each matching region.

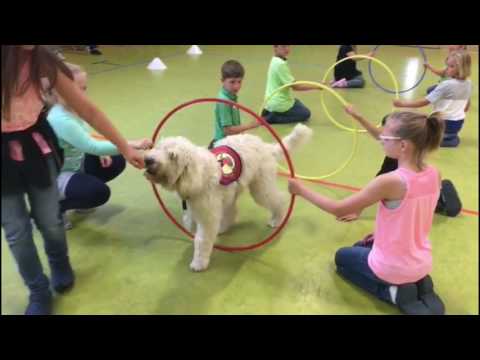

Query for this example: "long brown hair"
[388,111,445,169]
[1,45,73,121]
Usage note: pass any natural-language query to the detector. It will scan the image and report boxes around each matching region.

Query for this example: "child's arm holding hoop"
[344,105,382,140]
[393,98,430,108]
[288,174,404,219]
[424,63,447,77]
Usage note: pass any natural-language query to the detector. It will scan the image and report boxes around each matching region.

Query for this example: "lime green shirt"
[264,56,295,113]
[214,87,241,141]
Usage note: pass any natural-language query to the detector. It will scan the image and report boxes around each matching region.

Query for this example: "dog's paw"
[268,217,282,228]
[190,258,209,272]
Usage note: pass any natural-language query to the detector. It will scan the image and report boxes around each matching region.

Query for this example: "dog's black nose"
[145,157,155,167]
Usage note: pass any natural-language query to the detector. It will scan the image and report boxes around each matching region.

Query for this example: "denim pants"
[60,154,126,212]
[441,119,464,147]
[335,245,393,303]
[1,155,69,294]
[346,74,365,88]
[262,99,311,124]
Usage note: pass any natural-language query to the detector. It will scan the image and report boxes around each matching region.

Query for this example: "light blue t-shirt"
[47,104,120,172]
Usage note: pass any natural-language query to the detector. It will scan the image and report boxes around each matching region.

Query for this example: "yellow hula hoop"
[260,81,358,181]
[321,55,400,133]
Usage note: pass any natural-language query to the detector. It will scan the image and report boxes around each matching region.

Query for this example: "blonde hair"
[46,62,87,109]
[388,111,445,169]
[449,51,471,80]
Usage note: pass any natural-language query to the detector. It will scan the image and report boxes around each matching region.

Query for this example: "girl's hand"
[100,156,113,168]
[393,99,404,107]
[129,138,153,150]
[367,51,376,58]
[288,178,305,196]
[249,120,260,129]
[123,147,145,169]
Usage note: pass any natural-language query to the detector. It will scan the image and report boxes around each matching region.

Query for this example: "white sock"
[389,286,398,304]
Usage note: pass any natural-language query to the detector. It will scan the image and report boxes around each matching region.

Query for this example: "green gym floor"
[1,45,478,315]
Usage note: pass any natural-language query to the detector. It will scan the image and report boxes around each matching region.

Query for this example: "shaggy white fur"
[144,124,313,271]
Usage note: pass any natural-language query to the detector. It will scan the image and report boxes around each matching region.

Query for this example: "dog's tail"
[272,123,313,161]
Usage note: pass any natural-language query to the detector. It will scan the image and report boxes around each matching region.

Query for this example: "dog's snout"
[145,156,155,167]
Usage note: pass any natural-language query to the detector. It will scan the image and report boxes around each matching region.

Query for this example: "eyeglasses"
[379,135,402,141]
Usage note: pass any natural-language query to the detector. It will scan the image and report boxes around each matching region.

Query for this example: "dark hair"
[388,111,445,169]
[2,45,73,121]
[221,60,245,80]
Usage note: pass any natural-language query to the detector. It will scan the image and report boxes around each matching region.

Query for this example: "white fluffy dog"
[144,124,312,272]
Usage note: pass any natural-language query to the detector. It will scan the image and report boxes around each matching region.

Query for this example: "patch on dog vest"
[210,145,242,185]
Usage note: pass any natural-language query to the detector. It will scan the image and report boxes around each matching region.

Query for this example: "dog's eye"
[168,151,177,161]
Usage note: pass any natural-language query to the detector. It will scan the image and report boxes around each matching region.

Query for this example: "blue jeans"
[346,74,365,88]
[441,119,464,147]
[335,246,393,303]
[1,156,69,294]
[262,99,311,124]
[60,154,126,212]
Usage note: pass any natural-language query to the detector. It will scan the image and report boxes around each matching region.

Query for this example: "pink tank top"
[368,166,440,284]
[2,58,52,159]
[2,58,44,133]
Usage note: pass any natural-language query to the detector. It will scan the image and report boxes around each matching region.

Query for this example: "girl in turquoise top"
[47,63,151,229]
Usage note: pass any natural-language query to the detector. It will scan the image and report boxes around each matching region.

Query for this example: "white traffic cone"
[187,45,203,55]
[147,57,167,70]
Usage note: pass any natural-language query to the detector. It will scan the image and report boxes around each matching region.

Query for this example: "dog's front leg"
[182,203,196,233]
[190,219,220,272]
[189,198,221,272]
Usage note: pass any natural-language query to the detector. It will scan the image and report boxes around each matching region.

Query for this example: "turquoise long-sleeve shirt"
[47,104,120,172]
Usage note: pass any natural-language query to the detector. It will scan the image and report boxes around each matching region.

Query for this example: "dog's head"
[144,137,202,196]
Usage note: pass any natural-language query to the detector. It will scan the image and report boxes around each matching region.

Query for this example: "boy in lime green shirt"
[262,45,319,124]
[213,60,258,147]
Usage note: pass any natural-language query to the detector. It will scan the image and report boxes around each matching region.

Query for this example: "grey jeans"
[1,156,69,294]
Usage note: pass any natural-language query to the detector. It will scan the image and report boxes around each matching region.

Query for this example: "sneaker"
[88,47,102,55]
[75,208,96,214]
[353,233,374,247]
[62,213,73,230]
[25,290,53,315]
[50,258,75,293]
[331,78,348,88]
[416,276,445,315]
[337,78,349,88]
[395,283,434,315]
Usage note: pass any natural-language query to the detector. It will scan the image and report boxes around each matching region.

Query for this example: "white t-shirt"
[426,79,471,121]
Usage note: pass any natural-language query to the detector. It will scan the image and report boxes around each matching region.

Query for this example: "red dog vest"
[210,145,242,185]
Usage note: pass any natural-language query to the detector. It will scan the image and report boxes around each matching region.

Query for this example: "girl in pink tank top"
[288,109,446,315]
[1,45,147,316]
